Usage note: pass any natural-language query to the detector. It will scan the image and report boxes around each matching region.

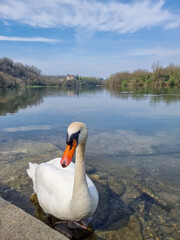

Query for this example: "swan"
[27,122,99,224]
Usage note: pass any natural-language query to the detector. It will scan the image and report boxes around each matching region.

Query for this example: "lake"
[0,86,180,239]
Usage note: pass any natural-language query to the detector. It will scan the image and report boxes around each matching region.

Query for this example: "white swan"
[27,122,99,222]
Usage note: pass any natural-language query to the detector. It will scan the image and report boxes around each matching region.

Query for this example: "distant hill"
[0,57,41,79]
[0,57,103,88]
[0,57,46,87]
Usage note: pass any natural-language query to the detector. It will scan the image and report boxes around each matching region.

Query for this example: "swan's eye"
[66,130,80,148]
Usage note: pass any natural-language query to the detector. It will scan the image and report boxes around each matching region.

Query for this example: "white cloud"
[165,18,180,29]
[0,0,179,33]
[131,47,180,57]
[0,35,59,43]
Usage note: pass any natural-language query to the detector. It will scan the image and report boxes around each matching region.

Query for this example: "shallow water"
[0,86,180,239]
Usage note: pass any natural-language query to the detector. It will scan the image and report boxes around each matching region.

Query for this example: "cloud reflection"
[2,125,52,132]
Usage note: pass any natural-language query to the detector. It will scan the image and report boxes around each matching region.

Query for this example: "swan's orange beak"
[60,140,77,168]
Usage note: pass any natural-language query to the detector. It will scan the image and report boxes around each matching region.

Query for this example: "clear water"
[0,87,180,239]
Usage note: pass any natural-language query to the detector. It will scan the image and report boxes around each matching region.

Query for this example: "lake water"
[0,86,180,239]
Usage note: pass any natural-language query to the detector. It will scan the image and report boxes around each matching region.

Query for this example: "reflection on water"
[109,86,180,105]
[0,86,103,116]
[0,86,180,239]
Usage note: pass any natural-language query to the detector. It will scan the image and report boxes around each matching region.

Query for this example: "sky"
[0,0,180,78]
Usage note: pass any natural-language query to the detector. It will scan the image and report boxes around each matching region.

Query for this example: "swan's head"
[60,122,88,168]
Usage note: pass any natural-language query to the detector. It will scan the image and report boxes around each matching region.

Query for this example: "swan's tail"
[27,162,38,192]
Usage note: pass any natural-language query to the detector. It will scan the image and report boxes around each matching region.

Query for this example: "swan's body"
[27,122,99,221]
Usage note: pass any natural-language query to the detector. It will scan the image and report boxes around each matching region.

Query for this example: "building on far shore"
[66,75,76,80]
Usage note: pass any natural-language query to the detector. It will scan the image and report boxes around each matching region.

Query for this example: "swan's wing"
[34,162,76,215]
[35,162,75,199]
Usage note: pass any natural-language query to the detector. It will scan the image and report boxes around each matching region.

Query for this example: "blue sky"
[0,0,180,78]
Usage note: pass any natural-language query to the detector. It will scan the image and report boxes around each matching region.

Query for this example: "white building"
[67,75,76,80]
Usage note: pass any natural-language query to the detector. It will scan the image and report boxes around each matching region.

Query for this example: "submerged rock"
[96,215,142,240]
[0,140,63,213]
[132,181,169,210]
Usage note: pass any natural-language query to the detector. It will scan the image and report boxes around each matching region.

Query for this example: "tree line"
[0,57,103,88]
[106,62,180,88]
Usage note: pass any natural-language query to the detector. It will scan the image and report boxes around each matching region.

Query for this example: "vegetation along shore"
[0,57,180,89]
[106,62,180,88]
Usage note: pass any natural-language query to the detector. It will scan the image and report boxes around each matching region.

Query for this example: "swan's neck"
[70,141,92,220]
[72,142,88,196]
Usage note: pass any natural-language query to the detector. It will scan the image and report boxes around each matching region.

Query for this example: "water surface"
[0,87,180,239]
